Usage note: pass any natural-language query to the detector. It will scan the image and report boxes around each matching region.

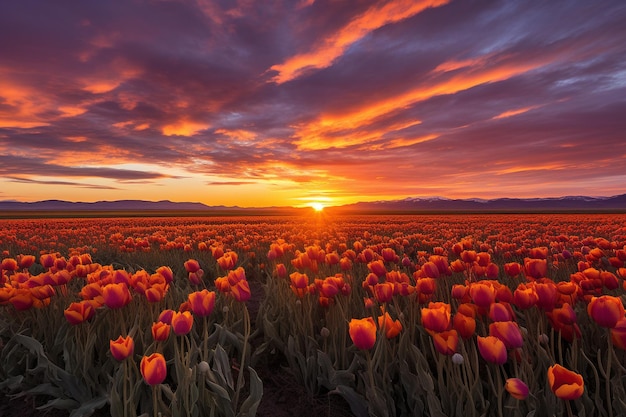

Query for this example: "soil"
[0,277,355,417]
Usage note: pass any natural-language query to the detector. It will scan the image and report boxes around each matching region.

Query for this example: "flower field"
[1,213,626,417]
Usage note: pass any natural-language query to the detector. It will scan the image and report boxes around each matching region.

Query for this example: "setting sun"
[311,202,325,212]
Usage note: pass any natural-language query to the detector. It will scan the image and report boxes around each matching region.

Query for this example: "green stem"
[233,304,250,413]
[607,330,614,417]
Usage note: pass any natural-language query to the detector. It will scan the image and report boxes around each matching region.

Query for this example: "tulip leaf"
[237,366,262,417]
[68,396,109,417]
[213,344,235,390]
[329,385,368,417]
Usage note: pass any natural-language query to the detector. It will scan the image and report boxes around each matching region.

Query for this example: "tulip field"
[1,212,626,417]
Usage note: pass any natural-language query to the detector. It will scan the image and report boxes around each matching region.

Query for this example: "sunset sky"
[1,0,625,208]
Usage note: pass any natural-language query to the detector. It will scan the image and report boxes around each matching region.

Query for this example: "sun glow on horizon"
[311,202,325,212]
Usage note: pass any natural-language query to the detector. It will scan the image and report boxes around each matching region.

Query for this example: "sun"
[311,202,325,212]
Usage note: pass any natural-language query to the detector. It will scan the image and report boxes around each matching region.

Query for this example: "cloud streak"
[0,0,625,207]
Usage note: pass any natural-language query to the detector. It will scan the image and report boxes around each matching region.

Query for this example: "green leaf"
[68,396,109,417]
[213,344,234,390]
[329,385,368,417]
[237,367,263,417]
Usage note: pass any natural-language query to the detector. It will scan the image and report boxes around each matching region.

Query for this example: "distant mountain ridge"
[332,194,626,212]
[0,199,215,211]
[0,194,625,213]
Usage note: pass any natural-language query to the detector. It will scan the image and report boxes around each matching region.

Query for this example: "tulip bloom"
[431,329,458,355]
[505,378,529,400]
[349,317,377,350]
[378,312,402,339]
[453,311,476,339]
[140,353,167,386]
[374,282,394,303]
[367,260,387,278]
[102,283,132,309]
[477,336,507,365]
[152,321,171,341]
[110,335,134,361]
[611,318,626,350]
[489,321,524,349]
[547,364,584,400]
[469,282,496,308]
[421,302,451,333]
[188,289,216,317]
[171,311,193,335]
[587,295,625,328]
[64,300,96,325]
[513,283,538,310]
[184,259,201,273]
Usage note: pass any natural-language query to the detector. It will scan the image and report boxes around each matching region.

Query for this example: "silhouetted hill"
[329,194,626,213]
[0,199,213,211]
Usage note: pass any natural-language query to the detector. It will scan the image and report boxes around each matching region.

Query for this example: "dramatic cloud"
[1,0,625,207]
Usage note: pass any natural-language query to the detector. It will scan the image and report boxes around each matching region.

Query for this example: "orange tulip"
[421,302,451,333]
[349,317,377,350]
[110,335,134,361]
[1,258,18,272]
[140,353,167,386]
[505,378,529,400]
[431,329,458,355]
[477,336,507,365]
[524,258,547,279]
[469,282,496,308]
[188,289,216,317]
[489,321,523,349]
[231,278,251,302]
[152,321,171,341]
[513,283,538,310]
[374,282,394,303]
[587,295,625,328]
[64,301,96,325]
[547,364,584,400]
[453,311,476,339]
[377,312,402,339]
[504,262,522,277]
[184,259,201,273]
[610,318,626,350]
[102,282,132,309]
[367,260,387,278]
[171,311,193,335]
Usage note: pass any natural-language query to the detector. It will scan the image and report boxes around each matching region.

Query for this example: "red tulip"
[140,353,167,386]
[110,335,134,361]
[489,321,523,349]
[102,283,132,309]
[171,311,193,335]
[547,364,584,400]
[587,295,625,328]
[188,289,216,317]
[349,317,377,350]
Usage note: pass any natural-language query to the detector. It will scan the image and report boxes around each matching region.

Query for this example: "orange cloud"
[294,57,552,150]
[269,0,450,83]
[162,121,210,137]
[493,105,540,119]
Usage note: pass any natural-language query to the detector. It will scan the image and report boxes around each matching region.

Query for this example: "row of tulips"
[0,244,260,417]
[2,213,626,416]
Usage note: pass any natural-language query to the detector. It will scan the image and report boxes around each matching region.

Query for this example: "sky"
[1,0,626,208]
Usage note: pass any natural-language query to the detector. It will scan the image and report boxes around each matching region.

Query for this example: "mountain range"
[0,194,625,213]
